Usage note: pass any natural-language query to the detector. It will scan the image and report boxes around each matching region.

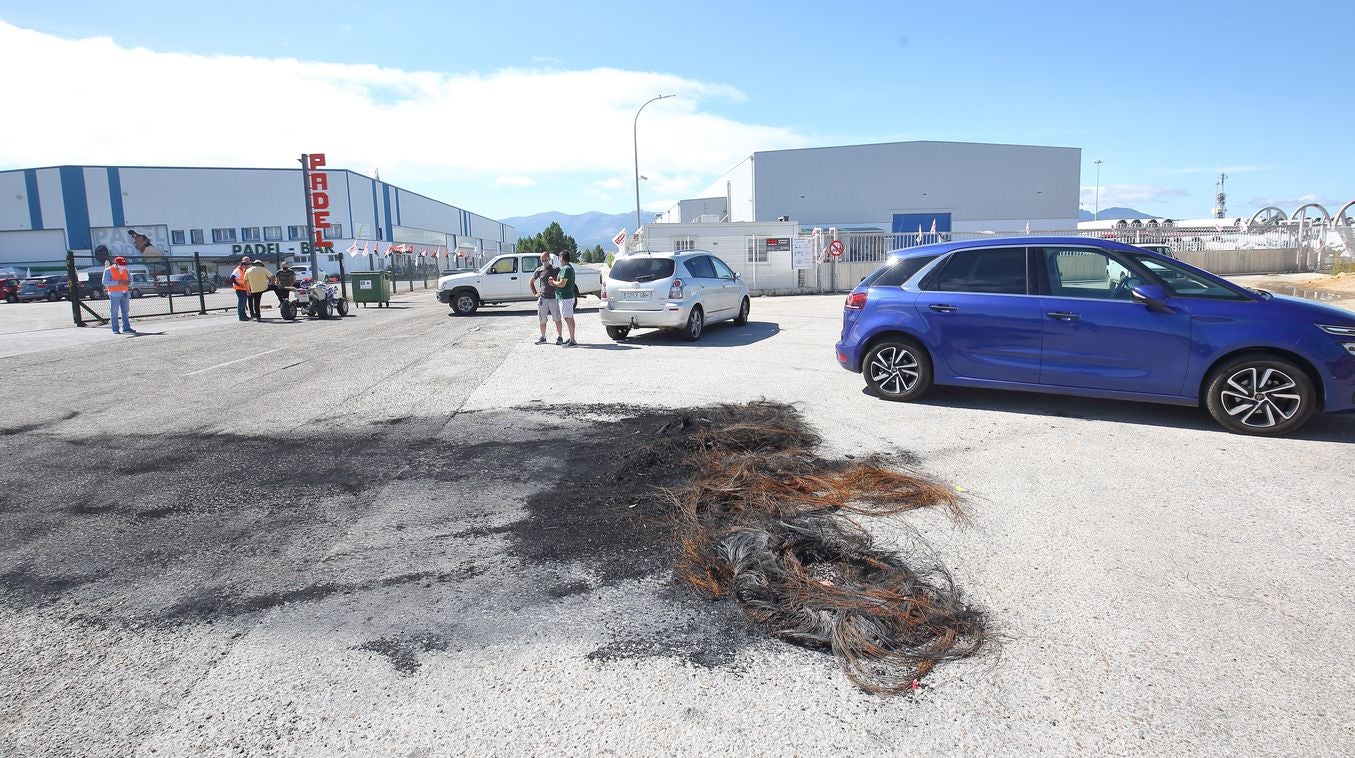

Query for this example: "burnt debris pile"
[646,401,989,695]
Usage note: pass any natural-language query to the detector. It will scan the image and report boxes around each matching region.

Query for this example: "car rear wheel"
[46,292,56,302]
[864,339,933,402]
[733,297,750,326]
[682,306,704,341]
[1205,355,1315,436]
[450,289,479,316]
[5,295,14,304]
[606,325,630,341]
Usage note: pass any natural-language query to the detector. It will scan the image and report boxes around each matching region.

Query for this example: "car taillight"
[669,279,684,299]
[600,281,607,300]
[844,291,867,310]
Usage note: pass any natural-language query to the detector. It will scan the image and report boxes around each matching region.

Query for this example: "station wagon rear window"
[610,258,676,283]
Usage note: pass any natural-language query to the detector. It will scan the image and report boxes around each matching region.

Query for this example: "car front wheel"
[1205,355,1316,436]
[450,290,479,316]
[682,306,703,341]
[864,339,933,402]
[733,297,750,326]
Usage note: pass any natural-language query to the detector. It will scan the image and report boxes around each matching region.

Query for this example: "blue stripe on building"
[382,184,394,241]
[345,172,353,239]
[370,179,380,239]
[393,188,401,226]
[107,167,125,227]
[59,167,92,250]
[23,169,43,230]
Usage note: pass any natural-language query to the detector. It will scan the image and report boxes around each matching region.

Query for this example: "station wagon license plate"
[620,290,650,300]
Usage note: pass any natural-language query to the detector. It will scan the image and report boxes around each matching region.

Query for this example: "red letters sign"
[308,153,334,249]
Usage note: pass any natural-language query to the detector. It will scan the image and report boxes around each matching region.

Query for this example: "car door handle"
[928,304,958,313]
[1046,310,1080,321]
[510,276,518,280]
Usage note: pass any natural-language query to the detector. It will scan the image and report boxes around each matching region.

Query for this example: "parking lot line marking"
[182,348,285,377]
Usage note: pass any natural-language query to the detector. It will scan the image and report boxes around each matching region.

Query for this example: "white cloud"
[1080,183,1189,208]
[493,175,536,187]
[0,21,810,190]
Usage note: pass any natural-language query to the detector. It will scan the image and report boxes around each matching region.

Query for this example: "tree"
[513,221,578,258]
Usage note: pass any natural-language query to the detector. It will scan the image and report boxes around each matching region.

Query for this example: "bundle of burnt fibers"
[650,401,989,695]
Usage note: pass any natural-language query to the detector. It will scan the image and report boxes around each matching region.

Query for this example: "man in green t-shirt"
[548,250,578,347]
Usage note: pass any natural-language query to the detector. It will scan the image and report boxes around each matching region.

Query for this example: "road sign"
[828,239,845,257]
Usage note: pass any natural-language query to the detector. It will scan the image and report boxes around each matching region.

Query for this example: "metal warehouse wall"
[750,141,1081,230]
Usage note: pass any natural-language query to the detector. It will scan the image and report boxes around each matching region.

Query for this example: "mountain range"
[502,208,1155,246]
[1078,207,1154,221]
[499,211,634,250]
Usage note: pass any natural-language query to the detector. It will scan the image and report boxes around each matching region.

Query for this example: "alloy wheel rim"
[689,312,702,338]
[1220,366,1302,428]
[869,346,920,396]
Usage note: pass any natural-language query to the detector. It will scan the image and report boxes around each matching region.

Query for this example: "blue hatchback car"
[836,237,1355,435]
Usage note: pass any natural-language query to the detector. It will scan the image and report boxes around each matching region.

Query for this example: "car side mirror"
[734,272,741,280]
[1131,284,1170,310]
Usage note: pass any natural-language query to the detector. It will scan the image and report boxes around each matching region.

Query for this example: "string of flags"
[337,241,452,257]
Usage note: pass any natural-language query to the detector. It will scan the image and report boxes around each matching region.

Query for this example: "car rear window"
[609,258,676,283]
[863,255,938,288]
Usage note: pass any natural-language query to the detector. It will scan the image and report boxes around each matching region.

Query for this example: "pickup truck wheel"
[605,325,630,341]
[450,289,479,316]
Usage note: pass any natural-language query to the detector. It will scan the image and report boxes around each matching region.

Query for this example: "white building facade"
[0,164,516,271]
[658,140,1080,234]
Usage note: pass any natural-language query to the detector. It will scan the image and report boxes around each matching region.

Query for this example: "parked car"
[2,277,19,303]
[127,272,153,298]
[16,274,70,302]
[600,250,750,341]
[74,273,104,300]
[154,273,218,296]
[836,237,1355,436]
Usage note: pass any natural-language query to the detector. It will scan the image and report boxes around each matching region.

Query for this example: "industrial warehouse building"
[656,140,1081,234]
[0,164,516,274]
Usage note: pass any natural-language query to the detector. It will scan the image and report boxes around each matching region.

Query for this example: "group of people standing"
[529,251,580,346]
[228,256,298,321]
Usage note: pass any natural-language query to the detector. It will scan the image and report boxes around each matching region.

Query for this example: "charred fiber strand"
[651,401,989,695]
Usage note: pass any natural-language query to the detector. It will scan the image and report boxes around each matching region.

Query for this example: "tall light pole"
[634,94,675,232]
[1093,159,1103,220]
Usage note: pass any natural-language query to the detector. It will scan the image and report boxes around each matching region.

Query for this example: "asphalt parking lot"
[1,292,1352,756]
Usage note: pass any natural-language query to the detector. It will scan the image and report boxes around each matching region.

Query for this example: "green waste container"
[350,271,392,308]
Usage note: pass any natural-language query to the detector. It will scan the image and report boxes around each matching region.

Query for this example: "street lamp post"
[634,95,675,232]
[1093,159,1103,221]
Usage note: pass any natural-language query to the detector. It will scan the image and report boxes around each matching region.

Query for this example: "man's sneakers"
[556,336,564,345]
[535,336,547,344]
[564,339,577,347]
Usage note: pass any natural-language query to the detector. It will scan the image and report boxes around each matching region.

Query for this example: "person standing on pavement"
[102,256,136,335]
[548,250,579,346]
[244,258,273,321]
[529,251,563,345]
[229,255,251,321]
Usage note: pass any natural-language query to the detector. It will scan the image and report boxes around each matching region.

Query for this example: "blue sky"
[1,1,1350,224]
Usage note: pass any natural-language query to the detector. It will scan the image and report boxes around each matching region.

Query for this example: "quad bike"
[279,278,350,320]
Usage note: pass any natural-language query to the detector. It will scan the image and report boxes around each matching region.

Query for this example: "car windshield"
[1128,254,1248,300]
[610,258,676,283]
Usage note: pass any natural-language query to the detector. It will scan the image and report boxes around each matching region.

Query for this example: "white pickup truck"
[435,253,602,315]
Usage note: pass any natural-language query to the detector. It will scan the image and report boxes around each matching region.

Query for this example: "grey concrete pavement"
[1,292,1352,756]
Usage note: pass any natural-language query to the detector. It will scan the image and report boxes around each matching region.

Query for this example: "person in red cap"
[102,255,136,334]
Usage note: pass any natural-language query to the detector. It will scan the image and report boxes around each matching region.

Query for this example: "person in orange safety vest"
[102,255,136,335]
[229,255,251,321]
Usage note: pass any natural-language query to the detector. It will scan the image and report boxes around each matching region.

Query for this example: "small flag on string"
[346,240,359,255]
[916,224,923,243]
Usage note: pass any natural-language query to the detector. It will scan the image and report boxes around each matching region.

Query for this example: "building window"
[241,227,261,242]
[171,230,186,245]
[288,225,308,240]
[745,238,769,264]
[212,228,237,243]
[264,226,283,241]
[190,229,205,244]
[674,237,695,251]
[324,224,344,239]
